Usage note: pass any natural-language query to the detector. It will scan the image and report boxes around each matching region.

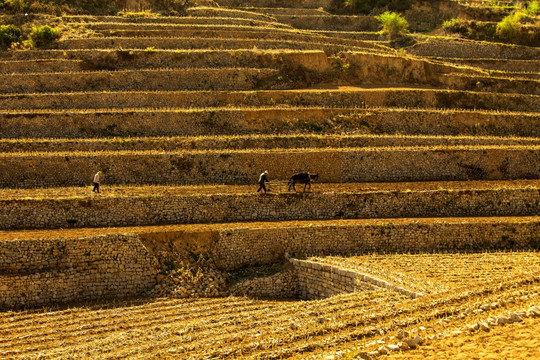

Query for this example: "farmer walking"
[257,170,269,193]
[92,171,102,193]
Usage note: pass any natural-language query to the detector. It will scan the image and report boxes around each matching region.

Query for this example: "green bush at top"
[0,24,22,48]
[496,11,526,40]
[343,0,412,15]
[375,11,409,37]
[525,1,540,15]
[29,25,60,47]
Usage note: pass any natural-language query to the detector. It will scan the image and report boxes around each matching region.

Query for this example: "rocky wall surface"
[1,188,538,230]
[409,40,540,60]
[1,109,538,139]
[1,89,536,112]
[1,147,539,188]
[291,259,422,300]
[0,234,158,309]
[216,0,333,9]
[2,218,539,307]
[228,268,298,299]
[0,68,282,94]
[274,14,378,31]
[212,218,540,269]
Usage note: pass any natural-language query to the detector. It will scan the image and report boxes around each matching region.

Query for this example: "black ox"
[287,173,318,192]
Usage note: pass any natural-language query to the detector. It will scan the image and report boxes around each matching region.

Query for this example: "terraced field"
[0,0,539,358]
[1,254,539,359]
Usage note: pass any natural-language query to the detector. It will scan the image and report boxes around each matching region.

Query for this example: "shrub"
[525,1,540,15]
[375,11,409,37]
[496,12,525,40]
[29,25,60,47]
[0,24,22,48]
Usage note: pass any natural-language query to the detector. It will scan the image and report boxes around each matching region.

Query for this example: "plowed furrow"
[0,291,392,357]
[0,296,242,332]
[38,291,400,359]
[0,299,277,350]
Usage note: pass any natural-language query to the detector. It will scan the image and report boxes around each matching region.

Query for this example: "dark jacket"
[258,173,269,184]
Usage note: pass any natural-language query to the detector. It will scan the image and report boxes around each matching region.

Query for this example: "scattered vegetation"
[342,0,412,15]
[0,0,27,13]
[443,1,539,46]
[116,9,160,18]
[28,24,60,47]
[488,0,519,11]
[496,11,526,39]
[0,24,21,48]
[525,0,540,15]
[375,11,409,37]
[0,23,60,49]
[442,18,471,37]
[0,0,191,15]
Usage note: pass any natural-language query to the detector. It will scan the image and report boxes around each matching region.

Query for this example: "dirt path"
[0,179,538,200]
[0,216,537,241]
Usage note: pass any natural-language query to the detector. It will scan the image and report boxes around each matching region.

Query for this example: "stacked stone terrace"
[0,0,539,307]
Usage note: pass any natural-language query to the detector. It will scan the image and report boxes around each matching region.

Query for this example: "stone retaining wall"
[291,259,423,300]
[409,40,540,60]
[274,14,378,31]
[0,234,158,309]
[212,218,540,269]
[1,188,538,230]
[216,0,333,9]
[1,89,536,112]
[3,134,539,153]
[1,147,538,188]
[1,218,538,307]
[449,59,540,73]
[1,109,538,139]
[228,268,298,299]
[0,68,282,94]
[56,37,352,53]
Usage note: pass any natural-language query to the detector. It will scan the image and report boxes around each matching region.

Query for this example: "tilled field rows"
[1,263,539,359]
[61,15,293,27]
